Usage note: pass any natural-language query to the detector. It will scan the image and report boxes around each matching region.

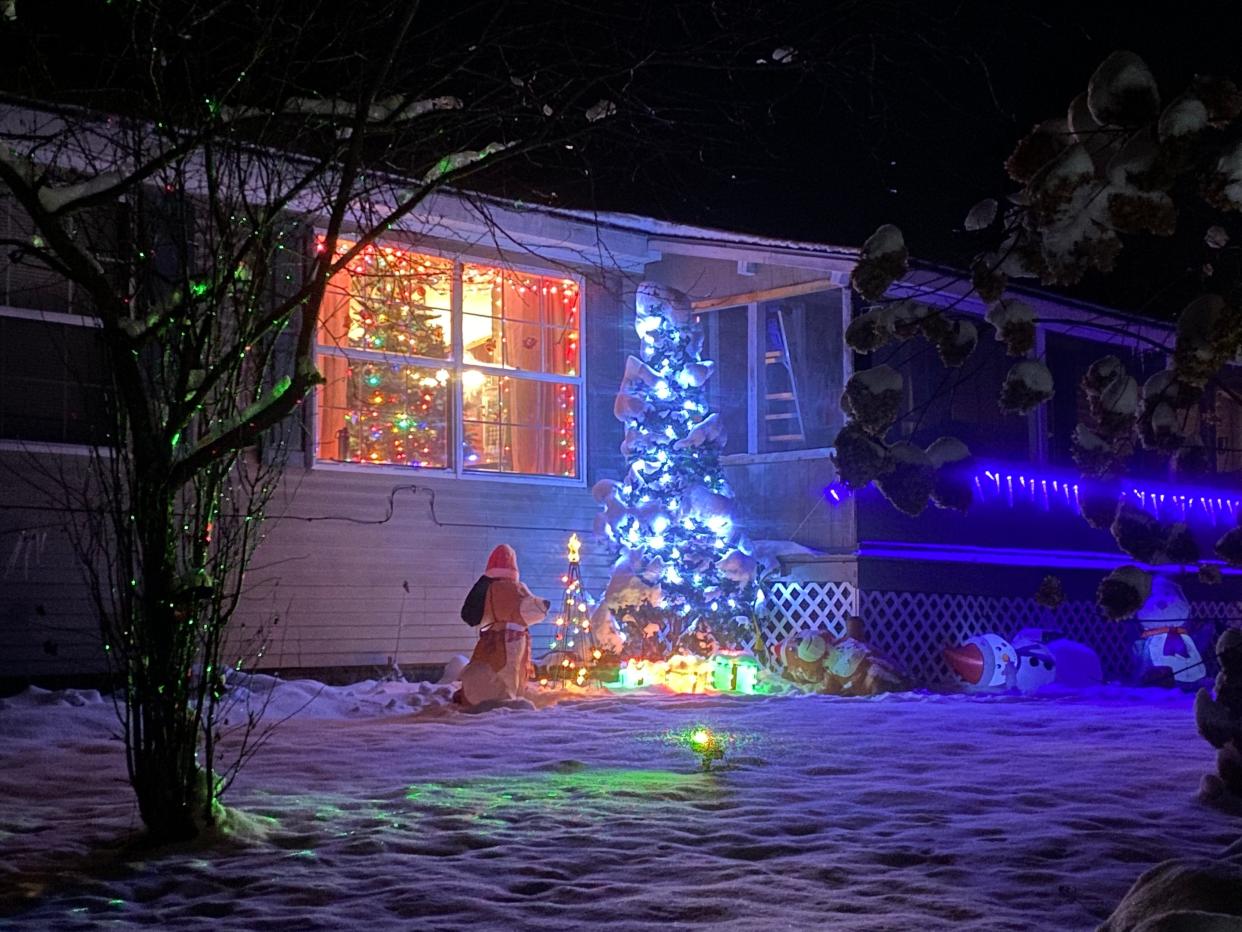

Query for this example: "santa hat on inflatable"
[484,544,520,581]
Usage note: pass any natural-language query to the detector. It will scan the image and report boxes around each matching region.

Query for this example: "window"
[0,191,127,316]
[699,290,845,456]
[1045,332,1165,474]
[0,312,109,446]
[857,309,1031,461]
[314,240,581,478]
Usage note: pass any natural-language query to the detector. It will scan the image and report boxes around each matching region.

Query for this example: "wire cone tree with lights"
[542,534,601,687]
[594,283,759,659]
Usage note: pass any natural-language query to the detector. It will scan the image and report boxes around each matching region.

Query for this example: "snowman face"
[1135,576,1190,626]
[944,634,1018,690]
[1015,643,1057,693]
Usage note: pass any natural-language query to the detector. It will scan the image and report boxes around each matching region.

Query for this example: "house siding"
[230,467,612,671]
[0,452,105,680]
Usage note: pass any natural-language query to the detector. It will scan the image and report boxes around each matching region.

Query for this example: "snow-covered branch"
[422,141,513,183]
[37,172,123,214]
[221,94,463,130]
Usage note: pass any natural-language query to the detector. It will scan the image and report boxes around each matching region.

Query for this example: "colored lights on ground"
[611,652,761,694]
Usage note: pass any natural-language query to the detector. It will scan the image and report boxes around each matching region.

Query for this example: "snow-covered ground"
[1,678,1240,931]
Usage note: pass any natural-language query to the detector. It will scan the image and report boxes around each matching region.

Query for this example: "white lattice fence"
[761,583,1241,688]
[1191,600,1242,628]
[860,591,1242,687]
[758,581,858,647]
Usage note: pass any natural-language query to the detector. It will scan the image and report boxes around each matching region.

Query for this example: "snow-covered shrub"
[963,198,997,231]
[1162,522,1200,565]
[1005,117,1071,184]
[999,360,1054,414]
[1107,187,1176,236]
[844,305,895,354]
[841,366,903,436]
[1110,503,1199,566]
[985,298,1036,356]
[1079,483,1121,530]
[1109,502,1164,563]
[1157,94,1208,141]
[1097,565,1152,620]
[1071,423,1115,476]
[1174,294,1237,386]
[887,299,929,340]
[929,318,977,368]
[970,258,1007,303]
[926,436,973,512]
[1195,627,1242,804]
[1035,574,1065,609]
[1138,369,1200,453]
[849,224,908,301]
[830,422,888,490]
[874,441,934,517]
[1086,51,1161,126]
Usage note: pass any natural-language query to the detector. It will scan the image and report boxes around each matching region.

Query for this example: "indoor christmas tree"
[594,282,758,657]
[327,240,451,466]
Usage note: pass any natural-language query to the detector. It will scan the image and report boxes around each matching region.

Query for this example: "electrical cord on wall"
[0,484,593,536]
[276,483,591,535]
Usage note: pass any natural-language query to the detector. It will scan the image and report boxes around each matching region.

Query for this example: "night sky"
[5,1,1241,314]
[548,1,1242,313]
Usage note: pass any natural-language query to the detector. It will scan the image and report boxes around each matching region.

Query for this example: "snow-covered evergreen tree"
[593,283,757,657]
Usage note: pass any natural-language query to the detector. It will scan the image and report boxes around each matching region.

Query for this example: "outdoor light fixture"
[669,725,727,771]
[825,462,1242,527]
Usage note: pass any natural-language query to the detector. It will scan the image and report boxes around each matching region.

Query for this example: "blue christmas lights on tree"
[596,282,758,656]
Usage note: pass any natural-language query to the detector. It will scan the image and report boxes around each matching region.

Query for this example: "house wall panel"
[231,467,612,670]
[723,456,855,552]
[0,454,108,680]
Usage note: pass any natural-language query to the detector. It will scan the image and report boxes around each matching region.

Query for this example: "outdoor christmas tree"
[543,533,601,686]
[594,282,758,657]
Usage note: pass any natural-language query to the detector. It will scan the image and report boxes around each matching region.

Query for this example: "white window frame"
[692,282,848,466]
[310,240,587,486]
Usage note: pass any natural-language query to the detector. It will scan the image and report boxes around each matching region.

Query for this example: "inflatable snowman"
[1133,575,1208,688]
[946,628,1105,693]
[1013,627,1103,689]
[943,633,1019,692]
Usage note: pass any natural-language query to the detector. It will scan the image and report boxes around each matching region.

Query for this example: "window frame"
[310,238,587,486]
[0,304,109,455]
[693,284,849,466]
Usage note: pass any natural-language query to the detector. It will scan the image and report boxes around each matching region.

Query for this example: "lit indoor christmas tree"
[321,240,451,466]
[595,282,758,657]
[542,533,601,687]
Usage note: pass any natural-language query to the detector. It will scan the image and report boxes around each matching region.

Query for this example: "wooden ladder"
[763,306,805,444]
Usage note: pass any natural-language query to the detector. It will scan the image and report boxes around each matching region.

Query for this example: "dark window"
[700,305,749,455]
[1045,332,1165,475]
[0,192,127,315]
[700,290,846,456]
[1210,368,1242,477]
[874,321,1030,460]
[0,316,110,445]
